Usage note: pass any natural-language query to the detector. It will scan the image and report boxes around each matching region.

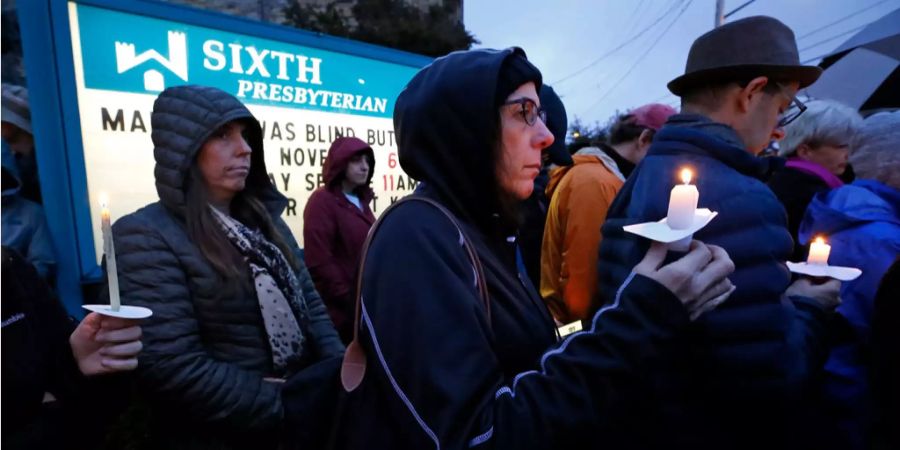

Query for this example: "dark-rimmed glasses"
[775,84,807,128]
[502,98,547,126]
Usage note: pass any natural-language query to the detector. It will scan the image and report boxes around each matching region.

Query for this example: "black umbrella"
[805,7,899,110]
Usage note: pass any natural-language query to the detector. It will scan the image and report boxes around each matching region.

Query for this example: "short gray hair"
[778,99,863,157]
[850,110,900,190]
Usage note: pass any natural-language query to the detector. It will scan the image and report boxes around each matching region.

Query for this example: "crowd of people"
[2,13,898,450]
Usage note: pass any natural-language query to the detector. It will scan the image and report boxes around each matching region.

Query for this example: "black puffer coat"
[112,85,343,449]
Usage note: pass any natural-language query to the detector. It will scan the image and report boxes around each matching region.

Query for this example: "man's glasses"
[502,98,547,126]
[776,84,807,128]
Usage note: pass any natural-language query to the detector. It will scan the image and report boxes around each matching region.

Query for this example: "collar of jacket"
[785,158,844,189]
[652,116,785,181]
[665,113,745,148]
[597,143,634,179]
[326,182,375,205]
[573,146,626,182]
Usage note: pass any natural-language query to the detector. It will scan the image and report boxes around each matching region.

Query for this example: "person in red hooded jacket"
[303,136,376,343]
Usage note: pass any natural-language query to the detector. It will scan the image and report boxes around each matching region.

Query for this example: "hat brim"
[667,64,823,96]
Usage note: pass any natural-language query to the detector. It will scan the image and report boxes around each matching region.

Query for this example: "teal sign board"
[74,3,418,117]
[18,0,429,316]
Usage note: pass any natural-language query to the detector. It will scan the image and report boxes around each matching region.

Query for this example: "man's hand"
[69,312,143,376]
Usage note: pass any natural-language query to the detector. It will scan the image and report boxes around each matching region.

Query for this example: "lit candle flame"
[814,236,825,245]
[99,192,109,209]
[680,168,693,184]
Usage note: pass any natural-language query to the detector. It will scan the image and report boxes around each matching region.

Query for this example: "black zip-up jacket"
[332,48,697,450]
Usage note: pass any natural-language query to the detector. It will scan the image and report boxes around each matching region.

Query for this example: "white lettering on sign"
[203,40,323,86]
[234,79,387,114]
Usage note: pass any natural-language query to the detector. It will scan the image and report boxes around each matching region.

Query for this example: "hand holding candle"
[100,194,121,312]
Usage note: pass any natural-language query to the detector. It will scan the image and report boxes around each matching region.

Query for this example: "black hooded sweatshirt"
[332,48,694,450]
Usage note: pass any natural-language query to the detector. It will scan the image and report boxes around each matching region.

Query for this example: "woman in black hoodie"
[333,48,736,449]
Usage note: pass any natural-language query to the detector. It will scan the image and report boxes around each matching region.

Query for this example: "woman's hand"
[785,277,841,310]
[69,312,143,376]
[634,241,736,320]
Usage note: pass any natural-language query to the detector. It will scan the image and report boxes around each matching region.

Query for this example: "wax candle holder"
[622,208,718,250]
[82,304,153,319]
[785,262,862,281]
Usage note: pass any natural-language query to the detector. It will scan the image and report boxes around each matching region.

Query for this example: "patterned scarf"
[210,207,310,373]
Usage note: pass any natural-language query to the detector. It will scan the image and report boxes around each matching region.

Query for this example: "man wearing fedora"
[595,16,841,449]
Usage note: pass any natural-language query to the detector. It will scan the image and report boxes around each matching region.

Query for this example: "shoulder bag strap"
[340,196,489,392]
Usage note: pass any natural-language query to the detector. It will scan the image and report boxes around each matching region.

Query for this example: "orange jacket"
[540,148,624,322]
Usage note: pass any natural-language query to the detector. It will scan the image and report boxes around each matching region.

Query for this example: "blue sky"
[464,0,900,127]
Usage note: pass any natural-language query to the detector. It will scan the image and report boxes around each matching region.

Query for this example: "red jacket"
[303,137,375,343]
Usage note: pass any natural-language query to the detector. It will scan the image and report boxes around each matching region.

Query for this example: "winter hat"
[495,53,542,107]
[630,103,678,131]
[539,85,573,166]
[1,83,31,134]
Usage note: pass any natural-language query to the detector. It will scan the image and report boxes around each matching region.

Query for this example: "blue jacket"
[597,116,829,449]
[799,179,900,450]
[1,141,55,279]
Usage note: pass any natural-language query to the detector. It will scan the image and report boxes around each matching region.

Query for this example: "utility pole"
[715,0,725,27]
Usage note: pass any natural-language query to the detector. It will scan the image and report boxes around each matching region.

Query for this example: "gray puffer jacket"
[111,85,343,449]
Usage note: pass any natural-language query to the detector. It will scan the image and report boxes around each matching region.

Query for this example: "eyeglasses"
[502,97,547,126]
[775,84,807,128]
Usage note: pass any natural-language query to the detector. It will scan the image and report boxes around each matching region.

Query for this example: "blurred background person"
[871,256,900,450]
[2,83,41,203]
[541,103,675,324]
[768,99,863,261]
[2,140,54,279]
[797,110,900,450]
[849,110,900,189]
[303,136,376,344]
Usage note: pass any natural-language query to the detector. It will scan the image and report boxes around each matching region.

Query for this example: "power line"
[724,0,756,19]
[551,0,685,85]
[623,0,648,32]
[798,13,885,63]
[799,24,867,53]
[581,0,694,117]
[796,0,894,40]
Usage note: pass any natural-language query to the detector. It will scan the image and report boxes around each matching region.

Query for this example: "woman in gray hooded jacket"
[112,85,343,449]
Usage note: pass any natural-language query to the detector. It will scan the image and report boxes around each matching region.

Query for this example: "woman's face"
[798,141,851,176]
[344,152,371,188]
[197,121,252,204]
[496,82,554,200]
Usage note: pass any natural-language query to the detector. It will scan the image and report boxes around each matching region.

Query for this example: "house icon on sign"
[115,31,188,92]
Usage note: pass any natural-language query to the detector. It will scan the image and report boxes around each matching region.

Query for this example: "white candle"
[667,168,699,229]
[807,236,831,265]
[100,194,121,311]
